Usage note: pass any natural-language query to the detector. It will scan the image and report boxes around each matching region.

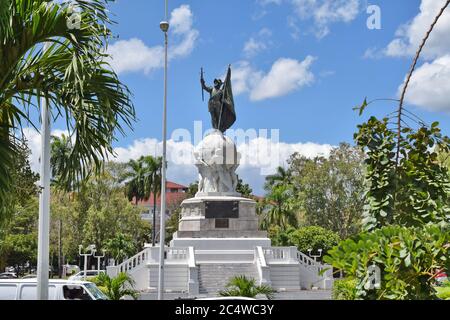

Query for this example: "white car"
[68,270,105,281]
[0,279,108,300]
[0,272,17,279]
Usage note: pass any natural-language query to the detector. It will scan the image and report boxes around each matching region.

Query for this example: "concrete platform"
[170,237,271,250]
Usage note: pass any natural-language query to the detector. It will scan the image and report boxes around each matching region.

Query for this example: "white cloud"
[378,0,450,113]
[231,61,263,96]
[400,54,450,112]
[231,57,316,101]
[113,135,333,195]
[363,47,384,59]
[291,0,360,38]
[244,38,267,57]
[107,4,199,75]
[168,5,199,59]
[22,128,69,172]
[243,28,272,57]
[107,38,164,75]
[249,56,316,101]
[23,127,333,195]
[385,0,450,60]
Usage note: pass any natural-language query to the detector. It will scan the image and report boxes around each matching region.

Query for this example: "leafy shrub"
[288,226,341,256]
[219,275,276,300]
[324,225,450,300]
[332,278,357,300]
[267,225,295,247]
[268,226,340,259]
[91,272,138,300]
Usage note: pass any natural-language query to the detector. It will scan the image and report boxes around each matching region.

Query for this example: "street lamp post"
[158,0,169,301]
[79,244,95,280]
[93,250,106,271]
[37,42,51,300]
[307,248,323,262]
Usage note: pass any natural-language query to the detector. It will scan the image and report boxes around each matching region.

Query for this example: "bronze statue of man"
[200,66,236,133]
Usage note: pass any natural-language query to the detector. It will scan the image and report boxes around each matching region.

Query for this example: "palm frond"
[0,0,135,212]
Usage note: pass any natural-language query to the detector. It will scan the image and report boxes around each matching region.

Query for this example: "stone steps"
[198,263,259,294]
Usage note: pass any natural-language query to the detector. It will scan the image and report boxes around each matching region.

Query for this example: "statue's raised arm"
[200,70,212,94]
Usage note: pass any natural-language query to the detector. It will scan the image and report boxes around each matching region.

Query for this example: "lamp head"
[160,21,169,32]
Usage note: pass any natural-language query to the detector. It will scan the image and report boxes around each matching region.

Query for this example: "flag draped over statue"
[218,66,236,132]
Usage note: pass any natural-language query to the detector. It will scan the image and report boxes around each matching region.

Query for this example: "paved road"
[138,290,332,300]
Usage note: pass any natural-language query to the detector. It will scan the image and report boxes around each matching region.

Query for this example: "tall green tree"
[290,143,365,238]
[325,4,450,296]
[236,176,253,198]
[0,197,39,275]
[260,184,298,230]
[0,0,135,217]
[50,134,73,189]
[124,159,146,205]
[141,156,162,246]
[0,138,39,227]
[264,166,291,191]
[355,118,449,231]
[104,233,136,264]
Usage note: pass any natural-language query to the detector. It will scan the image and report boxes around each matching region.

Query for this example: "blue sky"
[28,0,450,195]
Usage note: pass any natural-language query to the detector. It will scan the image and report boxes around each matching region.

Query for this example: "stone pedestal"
[174,196,267,238]
[170,195,270,249]
[170,129,270,250]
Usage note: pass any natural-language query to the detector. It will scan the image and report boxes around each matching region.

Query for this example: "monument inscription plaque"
[205,201,239,219]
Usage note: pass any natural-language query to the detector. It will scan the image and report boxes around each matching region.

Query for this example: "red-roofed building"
[136,181,189,225]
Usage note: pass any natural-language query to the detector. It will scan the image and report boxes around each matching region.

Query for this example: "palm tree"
[124,159,146,205]
[0,0,135,215]
[264,166,291,191]
[50,134,73,189]
[141,156,162,246]
[260,184,298,230]
[219,275,276,300]
[93,272,138,300]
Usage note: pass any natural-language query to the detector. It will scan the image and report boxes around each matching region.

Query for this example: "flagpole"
[37,42,51,300]
[158,0,169,301]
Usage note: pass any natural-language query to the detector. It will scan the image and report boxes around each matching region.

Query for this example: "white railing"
[262,247,297,262]
[255,246,271,285]
[187,247,199,294]
[296,250,333,290]
[166,247,188,261]
[106,247,151,277]
[262,247,333,289]
[296,250,322,268]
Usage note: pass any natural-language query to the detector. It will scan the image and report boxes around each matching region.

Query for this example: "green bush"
[219,275,276,300]
[91,272,138,300]
[332,278,357,300]
[288,226,341,256]
[324,225,450,300]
